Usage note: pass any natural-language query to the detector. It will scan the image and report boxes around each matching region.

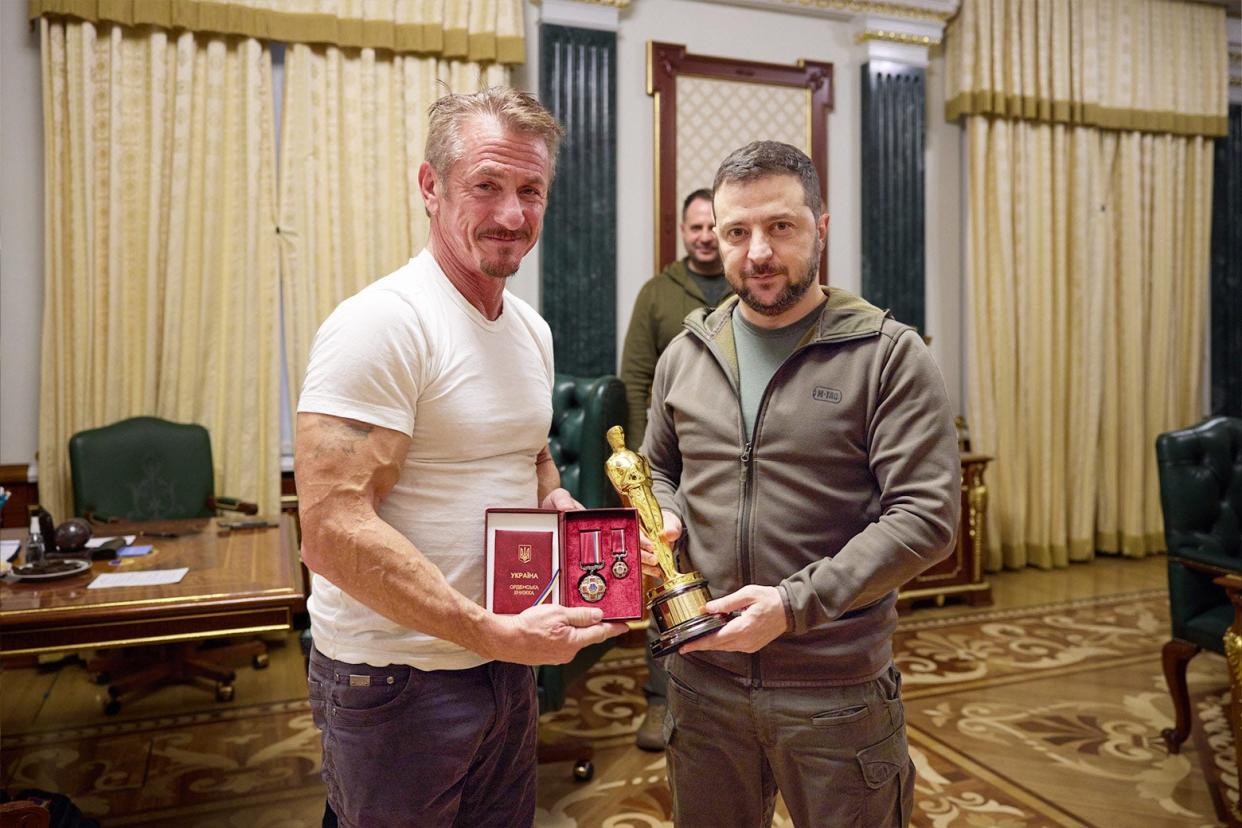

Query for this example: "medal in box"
[484,508,642,621]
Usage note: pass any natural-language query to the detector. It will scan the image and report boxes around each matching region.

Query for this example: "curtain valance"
[945,0,1228,137]
[28,0,525,63]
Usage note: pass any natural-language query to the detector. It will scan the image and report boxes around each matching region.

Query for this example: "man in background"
[643,141,959,826]
[620,188,731,448]
[619,187,731,751]
[295,88,625,828]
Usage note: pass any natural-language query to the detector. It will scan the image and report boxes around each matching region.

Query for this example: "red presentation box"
[485,508,642,621]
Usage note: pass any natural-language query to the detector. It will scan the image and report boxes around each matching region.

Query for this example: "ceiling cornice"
[706,0,959,23]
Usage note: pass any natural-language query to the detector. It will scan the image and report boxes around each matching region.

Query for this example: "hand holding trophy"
[605,426,726,657]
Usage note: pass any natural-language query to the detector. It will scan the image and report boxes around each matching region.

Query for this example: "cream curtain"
[946,0,1228,137]
[38,17,281,519]
[965,119,1212,569]
[29,0,526,63]
[278,46,507,411]
[949,0,1225,569]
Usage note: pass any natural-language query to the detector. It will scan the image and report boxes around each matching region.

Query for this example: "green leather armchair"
[547,374,625,513]
[1157,416,1242,753]
[69,416,256,521]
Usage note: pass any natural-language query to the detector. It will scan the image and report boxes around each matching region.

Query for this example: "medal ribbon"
[580,529,602,569]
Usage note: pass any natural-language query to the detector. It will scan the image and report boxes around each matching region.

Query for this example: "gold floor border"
[104,782,327,827]
[909,723,1090,828]
[897,589,1166,632]
[1,698,313,748]
[903,651,1161,701]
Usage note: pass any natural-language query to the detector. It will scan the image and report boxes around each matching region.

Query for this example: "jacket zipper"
[738,339,842,688]
[683,316,880,689]
[738,438,759,687]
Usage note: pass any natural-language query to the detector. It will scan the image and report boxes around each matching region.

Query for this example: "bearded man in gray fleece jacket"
[641,141,959,828]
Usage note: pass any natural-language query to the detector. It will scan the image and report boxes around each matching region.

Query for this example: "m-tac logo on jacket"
[813,386,842,404]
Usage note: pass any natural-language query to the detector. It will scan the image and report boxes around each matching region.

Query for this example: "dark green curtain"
[1211,104,1241,417]
[538,24,617,378]
[860,62,925,332]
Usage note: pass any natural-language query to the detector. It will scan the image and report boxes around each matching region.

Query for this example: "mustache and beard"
[477,227,532,279]
[733,258,819,317]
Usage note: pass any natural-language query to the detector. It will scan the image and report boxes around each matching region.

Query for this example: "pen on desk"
[141,531,180,538]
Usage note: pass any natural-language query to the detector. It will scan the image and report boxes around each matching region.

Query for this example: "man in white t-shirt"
[295,88,626,828]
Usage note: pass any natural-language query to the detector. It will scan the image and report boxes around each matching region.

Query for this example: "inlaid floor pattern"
[4,555,1236,826]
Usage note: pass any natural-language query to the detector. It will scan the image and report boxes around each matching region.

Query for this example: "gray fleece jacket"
[643,288,960,686]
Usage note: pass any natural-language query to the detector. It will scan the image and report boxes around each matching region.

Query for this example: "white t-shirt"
[297,249,554,670]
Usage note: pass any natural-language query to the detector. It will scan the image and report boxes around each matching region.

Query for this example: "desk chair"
[69,416,258,522]
[539,374,626,780]
[1156,416,1242,752]
[68,416,267,714]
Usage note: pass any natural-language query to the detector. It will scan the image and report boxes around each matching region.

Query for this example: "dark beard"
[736,259,818,316]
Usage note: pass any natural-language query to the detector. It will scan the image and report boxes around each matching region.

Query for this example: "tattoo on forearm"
[317,419,374,457]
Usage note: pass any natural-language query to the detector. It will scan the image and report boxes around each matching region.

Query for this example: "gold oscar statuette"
[605,426,726,658]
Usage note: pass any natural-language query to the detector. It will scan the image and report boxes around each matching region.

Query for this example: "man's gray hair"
[712,141,823,217]
[425,87,564,180]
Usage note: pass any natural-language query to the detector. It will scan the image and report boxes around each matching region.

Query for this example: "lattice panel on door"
[674,75,809,205]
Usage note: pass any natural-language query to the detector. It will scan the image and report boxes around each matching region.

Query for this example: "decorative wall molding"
[853,11,945,66]
[537,0,624,32]
[856,29,942,46]
[709,0,959,23]
[647,42,833,276]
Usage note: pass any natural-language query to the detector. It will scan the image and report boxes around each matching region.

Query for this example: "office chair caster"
[101,696,121,716]
[572,760,594,782]
[215,683,235,702]
[253,653,269,669]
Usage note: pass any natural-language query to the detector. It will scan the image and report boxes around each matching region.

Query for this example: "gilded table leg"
[1223,628,1242,820]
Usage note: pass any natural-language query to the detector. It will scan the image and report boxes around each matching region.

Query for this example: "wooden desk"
[0,516,304,656]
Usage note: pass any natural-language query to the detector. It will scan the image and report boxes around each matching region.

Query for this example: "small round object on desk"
[54,518,93,552]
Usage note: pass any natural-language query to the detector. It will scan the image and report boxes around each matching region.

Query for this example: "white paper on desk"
[1,540,20,562]
[88,567,189,588]
[85,535,136,548]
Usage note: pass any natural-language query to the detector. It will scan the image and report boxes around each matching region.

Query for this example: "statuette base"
[647,571,727,658]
